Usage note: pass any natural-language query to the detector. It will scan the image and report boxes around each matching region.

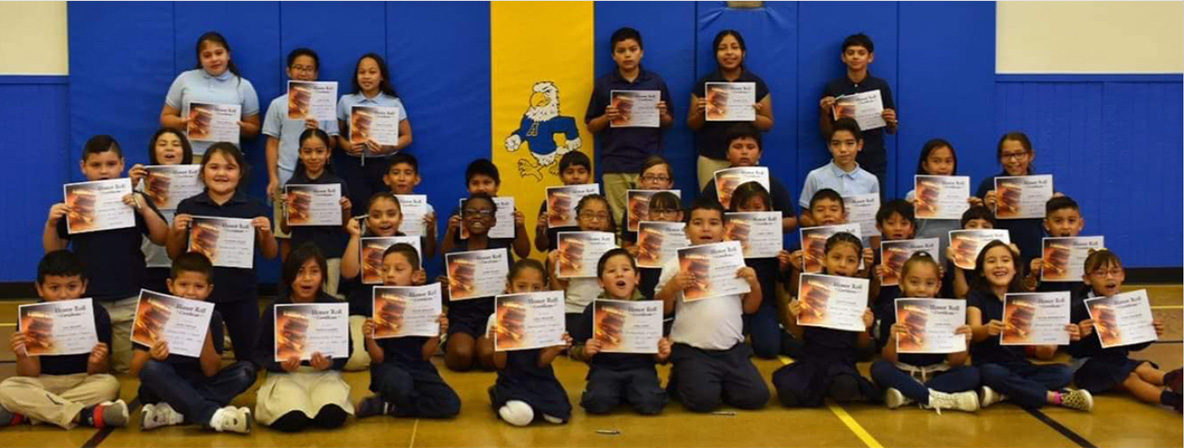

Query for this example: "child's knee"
[827,375,862,402]
[580,390,619,415]
[678,387,722,413]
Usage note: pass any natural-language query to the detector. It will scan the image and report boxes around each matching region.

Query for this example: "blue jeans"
[370,363,461,419]
[139,360,257,425]
[869,361,980,404]
[978,362,1072,409]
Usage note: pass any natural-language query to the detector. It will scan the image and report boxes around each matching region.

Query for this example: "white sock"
[499,400,534,427]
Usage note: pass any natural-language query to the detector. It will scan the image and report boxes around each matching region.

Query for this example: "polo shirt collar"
[195,189,249,206]
[201,69,234,82]
[844,71,877,88]
[827,160,862,178]
[611,66,651,84]
[711,67,753,82]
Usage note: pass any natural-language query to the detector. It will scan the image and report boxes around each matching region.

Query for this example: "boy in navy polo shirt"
[585,27,674,226]
[43,135,169,374]
[441,159,531,260]
[819,33,898,185]
[0,250,128,429]
[699,124,798,233]
[1023,196,1087,294]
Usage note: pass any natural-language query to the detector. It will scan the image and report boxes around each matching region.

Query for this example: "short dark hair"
[916,138,957,175]
[725,123,762,151]
[843,33,875,53]
[83,134,123,161]
[876,199,915,226]
[687,197,726,222]
[597,248,637,279]
[559,151,591,174]
[508,258,546,283]
[1046,196,1080,216]
[809,188,845,211]
[201,142,250,187]
[367,191,401,214]
[148,128,193,165]
[287,47,319,70]
[37,250,87,285]
[575,193,615,232]
[829,117,863,142]
[960,205,996,228]
[283,243,328,291]
[382,243,421,270]
[1083,249,1122,275]
[464,192,498,214]
[825,232,863,255]
[639,155,671,177]
[649,191,682,215]
[610,27,643,51]
[171,252,214,283]
[465,158,500,186]
[387,152,419,175]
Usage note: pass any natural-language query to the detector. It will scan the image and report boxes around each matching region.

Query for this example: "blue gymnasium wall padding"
[593,1,698,201]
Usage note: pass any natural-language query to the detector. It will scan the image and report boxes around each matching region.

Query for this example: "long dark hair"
[970,240,1024,294]
[283,243,328,294]
[194,32,242,81]
[148,128,194,165]
[996,132,1034,174]
[291,128,334,179]
[352,53,399,97]
[916,138,957,175]
[713,29,747,70]
[200,142,249,190]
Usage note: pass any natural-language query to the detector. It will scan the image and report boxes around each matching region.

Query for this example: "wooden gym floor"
[0,285,1180,448]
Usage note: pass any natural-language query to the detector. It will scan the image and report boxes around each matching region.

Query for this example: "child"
[384,153,438,258]
[799,117,880,227]
[264,48,342,257]
[129,128,195,293]
[774,233,879,407]
[819,33,897,184]
[442,192,515,372]
[279,129,352,299]
[870,252,980,413]
[784,189,875,295]
[535,151,594,252]
[585,27,674,225]
[160,32,260,156]
[728,182,792,359]
[976,132,1045,264]
[967,241,1092,411]
[45,135,169,373]
[355,243,461,419]
[168,142,279,362]
[688,29,773,189]
[1023,196,1086,293]
[619,155,678,252]
[133,252,256,433]
[573,249,672,415]
[0,250,127,429]
[484,259,573,426]
[700,124,798,233]
[655,198,769,412]
[254,244,355,432]
[548,194,615,333]
[1069,250,1181,411]
[336,53,413,216]
[445,159,530,259]
[340,192,419,371]
[905,138,980,266]
[869,199,918,336]
[945,206,999,299]
[623,190,683,299]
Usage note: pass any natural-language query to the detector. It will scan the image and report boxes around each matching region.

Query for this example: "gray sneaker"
[210,406,252,434]
[140,403,185,431]
[884,388,914,409]
[925,390,980,414]
[980,386,1007,408]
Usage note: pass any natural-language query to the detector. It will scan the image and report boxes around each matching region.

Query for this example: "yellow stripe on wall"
[490,1,595,259]
[0,1,69,75]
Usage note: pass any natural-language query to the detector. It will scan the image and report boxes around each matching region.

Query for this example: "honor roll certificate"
[274,303,349,362]
[557,231,616,279]
[800,224,863,273]
[1085,290,1158,349]
[144,165,202,211]
[285,184,343,227]
[372,285,443,339]
[1002,292,1071,346]
[446,249,510,301]
[895,299,967,354]
[995,175,1053,220]
[914,175,970,220]
[1041,237,1104,283]
[395,195,429,237]
[626,190,680,233]
[677,241,750,302]
[18,298,98,356]
[360,236,424,284]
[350,105,400,147]
[460,197,515,240]
[546,184,600,228]
[63,179,135,234]
[705,82,756,121]
[593,299,663,354]
[131,289,216,358]
[948,230,1010,271]
[188,216,255,269]
[832,90,886,131]
[287,81,338,121]
[636,222,689,269]
[186,102,241,144]
[494,291,565,352]
[797,273,871,333]
[713,167,769,210]
[610,90,660,128]
[843,193,881,239]
[879,238,940,287]
[725,212,782,259]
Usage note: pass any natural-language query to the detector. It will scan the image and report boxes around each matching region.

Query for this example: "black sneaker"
[356,396,392,419]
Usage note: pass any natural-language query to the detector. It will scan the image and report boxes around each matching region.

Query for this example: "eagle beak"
[531,92,551,107]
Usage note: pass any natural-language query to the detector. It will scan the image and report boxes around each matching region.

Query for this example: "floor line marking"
[779,356,883,448]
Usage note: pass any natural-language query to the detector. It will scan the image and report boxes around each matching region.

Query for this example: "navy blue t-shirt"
[822,74,895,175]
[133,310,224,374]
[375,336,434,369]
[585,67,674,174]
[55,191,163,302]
[286,170,350,258]
[693,69,771,160]
[444,237,515,326]
[573,302,657,372]
[966,289,1028,366]
[36,300,113,375]
[175,191,270,303]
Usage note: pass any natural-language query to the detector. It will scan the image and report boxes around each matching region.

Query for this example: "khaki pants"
[100,295,138,374]
[602,173,638,233]
[0,374,120,429]
[255,370,353,425]
[325,258,343,300]
[272,197,292,239]
[343,315,371,371]
[697,155,732,191]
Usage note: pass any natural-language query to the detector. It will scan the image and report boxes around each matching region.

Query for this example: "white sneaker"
[980,386,1008,408]
[209,406,252,434]
[884,388,914,409]
[140,403,185,431]
[925,390,979,414]
[498,400,534,427]
[541,414,565,425]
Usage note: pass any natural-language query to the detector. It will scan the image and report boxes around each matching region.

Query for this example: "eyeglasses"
[463,209,494,219]
[649,208,679,217]
[291,65,316,74]
[578,212,610,222]
[1000,151,1029,161]
[1089,268,1123,278]
[641,175,671,183]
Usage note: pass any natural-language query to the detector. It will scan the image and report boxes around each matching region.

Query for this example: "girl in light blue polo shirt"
[336,53,414,217]
[159,32,261,156]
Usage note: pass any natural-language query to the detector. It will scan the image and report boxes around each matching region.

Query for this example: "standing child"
[1023,196,1087,293]
[254,244,354,432]
[484,259,573,426]
[45,135,169,373]
[799,118,880,227]
[355,243,461,419]
[0,250,127,430]
[967,241,1092,411]
[976,132,1047,264]
[133,253,256,433]
[871,252,980,413]
[727,182,792,359]
[446,159,530,259]
[819,33,898,185]
[168,143,279,362]
[700,124,798,233]
[548,194,615,333]
[535,151,594,252]
[905,139,980,265]
[279,129,352,299]
[383,153,438,258]
[129,128,195,293]
[655,198,769,412]
[573,249,672,415]
[336,53,414,215]
[774,233,879,407]
[1069,250,1181,411]
[160,32,260,156]
[585,27,675,225]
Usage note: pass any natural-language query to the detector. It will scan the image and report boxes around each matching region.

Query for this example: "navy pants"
[744,301,782,359]
[869,361,980,404]
[667,343,769,413]
[334,152,388,218]
[139,360,257,425]
[370,363,461,419]
[773,357,880,407]
[978,362,1072,409]
[216,299,260,362]
[580,367,667,415]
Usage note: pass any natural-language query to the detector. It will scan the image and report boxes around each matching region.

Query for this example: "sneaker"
[1059,389,1093,412]
[980,386,1007,408]
[884,388,914,409]
[356,396,393,419]
[1166,368,1183,393]
[498,400,534,427]
[140,403,185,431]
[925,390,979,414]
[209,406,252,434]
[84,400,129,428]
[0,405,25,426]
[541,414,566,425]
